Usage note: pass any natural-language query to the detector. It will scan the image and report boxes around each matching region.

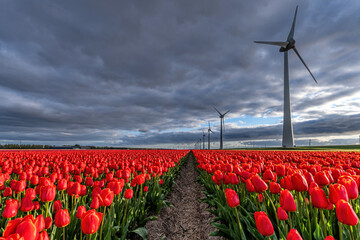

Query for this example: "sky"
[1,0,360,148]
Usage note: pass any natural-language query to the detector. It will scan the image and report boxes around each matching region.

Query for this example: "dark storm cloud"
[0,0,359,146]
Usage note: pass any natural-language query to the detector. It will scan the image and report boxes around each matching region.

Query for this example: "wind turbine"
[214,107,230,150]
[254,6,317,148]
[202,130,206,149]
[207,122,213,150]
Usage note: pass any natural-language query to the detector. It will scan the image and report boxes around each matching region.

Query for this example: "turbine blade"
[254,41,289,47]
[224,110,230,116]
[293,47,318,84]
[287,6,298,41]
[213,107,221,115]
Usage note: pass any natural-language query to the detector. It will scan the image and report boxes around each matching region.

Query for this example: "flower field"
[0,149,188,240]
[194,150,360,240]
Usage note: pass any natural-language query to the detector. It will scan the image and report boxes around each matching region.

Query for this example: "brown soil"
[146,152,223,240]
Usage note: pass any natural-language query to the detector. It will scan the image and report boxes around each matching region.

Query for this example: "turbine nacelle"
[280,39,295,52]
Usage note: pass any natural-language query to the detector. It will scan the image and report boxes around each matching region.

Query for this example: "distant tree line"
[0,144,53,149]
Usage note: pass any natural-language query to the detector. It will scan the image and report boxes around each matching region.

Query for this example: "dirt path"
[146,152,222,240]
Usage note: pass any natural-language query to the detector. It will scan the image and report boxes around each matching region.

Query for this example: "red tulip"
[254,211,274,236]
[329,184,348,204]
[245,179,256,192]
[81,210,103,235]
[99,188,114,207]
[77,206,87,219]
[25,188,36,200]
[38,231,50,240]
[34,214,45,232]
[57,179,67,191]
[251,175,268,193]
[3,199,19,218]
[263,169,277,182]
[338,177,358,200]
[225,188,240,208]
[20,196,34,212]
[324,236,336,240]
[44,217,52,229]
[124,189,133,199]
[291,173,308,192]
[54,209,71,228]
[335,199,358,225]
[3,218,22,237]
[269,182,281,194]
[314,172,330,187]
[90,196,100,209]
[310,187,330,209]
[280,190,296,212]
[277,207,288,220]
[276,165,286,177]
[144,186,149,192]
[15,218,37,240]
[40,185,56,202]
[287,229,303,240]
[3,187,13,197]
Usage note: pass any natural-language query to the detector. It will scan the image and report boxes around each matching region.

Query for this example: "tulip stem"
[234,207,243,239]
[99,206,106,240]
[288,212,292,229]
[320,209,327,236]
[350,225,354,240]
[63,227,65,240]
[339,222,343,240]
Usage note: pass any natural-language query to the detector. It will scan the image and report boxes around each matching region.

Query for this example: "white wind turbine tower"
[207,122,213,150]
[255,6,317,148]
[214,107,230,150]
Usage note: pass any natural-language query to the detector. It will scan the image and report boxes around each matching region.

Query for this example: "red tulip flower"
[269,182,281,194]
[329,184,348,204]
[280,190,296,212]
[40,185,56,202]
[291,173,308,192]
[310,187,330,209]
[77,206,87,219]
[225,188,240,208]
[81,210,103,235]
[54,209,71,228]
[324,236,336,240]
[3,199,19,218]
[144,186,149,192]
[251,175,268,193]
[3,187,13,197]
[44,217,52,229]
[277,207,288,220]
[20,196,34,212]
[34,214,45,232]
[338,177,358,200]
[335,199,358,225]
[254,211,274,236]
[124,189,133,199]
[15,218,37,240]
[99,188,114,207]
[287,229,303,240]
[90,196,100,209]
[245,179,256,192]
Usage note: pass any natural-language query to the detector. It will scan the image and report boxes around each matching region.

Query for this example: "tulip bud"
[280,190,296,212]
[254,211,274,236]
[55,209,71,228]
[286,229,303,240]
[336,199,358,225]
[225,188,239,208]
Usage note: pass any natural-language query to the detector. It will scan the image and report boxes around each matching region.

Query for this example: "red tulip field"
[0,150,188,240]
[2,149,360,240]
[194,150,360,240]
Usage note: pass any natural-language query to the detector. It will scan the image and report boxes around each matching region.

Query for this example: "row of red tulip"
[194,150,360,240]
[0,150,188,240]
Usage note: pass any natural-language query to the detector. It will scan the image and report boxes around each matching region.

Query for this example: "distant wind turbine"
[254,6,317,148]
[202,130,206,149]
[214,107,230,149]
[207,122,213,150]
